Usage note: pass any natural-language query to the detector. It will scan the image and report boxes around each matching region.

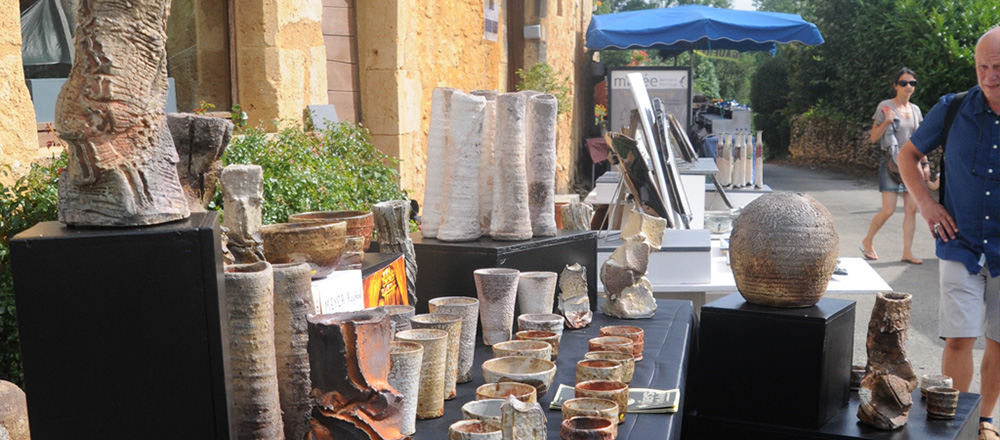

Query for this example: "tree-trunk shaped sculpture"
[858,292,919,430]
[55,0,190,226]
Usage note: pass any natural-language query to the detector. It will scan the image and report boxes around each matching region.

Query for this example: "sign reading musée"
[608,67,692,136]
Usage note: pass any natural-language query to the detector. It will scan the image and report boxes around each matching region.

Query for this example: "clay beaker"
[474,268,520,345]
[561,416,616,440]
[428,296,480,383]
[389,341,424,435]
[517,271,558,315]
[395,329,449,419]
[410,313,463,400]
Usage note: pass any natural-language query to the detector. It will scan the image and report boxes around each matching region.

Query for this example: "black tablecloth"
[412,299,697,440]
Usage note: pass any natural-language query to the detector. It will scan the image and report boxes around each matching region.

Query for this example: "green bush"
[213,121,406,224]
[0,153,66,385]
[515,63,572,115]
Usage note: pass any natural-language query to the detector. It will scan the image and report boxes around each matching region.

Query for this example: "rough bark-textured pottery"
[561,416,616,440]
[395,329,449,419]
[588,336,633,358]
[0,380,30,440]
[558,263,592,329]
[260,221,347,280]
[516,330,560,360]
[584,351,635,383]
[410,313,463,400]
[526,94,558,238]
[288,210,374,251]
[423,87,458,239]
[373,199,418,306]
[225,261,285,439]
[475,268,520,345]
[492,340,552,360]
[389,341,424,435]
[599,325,645,362]
[481,356,557,398]
[858,292,918,430]
[438,91,486,242]
[272,263,315,440]
[476,382,538,403]
[517,271,558,315]
[561,202,594,231]
[925,386,959,420]
[168,113,232,212]
[449,419,502,440]
[462,399,505,431]
[574,380,629,424]
[501,395,547,440]
[920,374,953,399]
[379,304,415,336]
[729,192,839,307]
[474,92,497,236]
[576,360,623,384]
[220,164,266,264]
[429,296,480,383]
[490,92,533,241]
[561,398,619,437]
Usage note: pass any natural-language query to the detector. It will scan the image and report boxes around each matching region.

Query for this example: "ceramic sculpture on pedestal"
[754,130,765,188]
[526,94,559,237]
[373,199,418,306]
[438,92,486,242]
[729,193,839,307]
[491,93,533,241]
[472,90,498,235]
[422,87,458,239]
[220,165,266,264]
[601,207,666,319]
[558,263,592,329]
[55,0,189,227]
[858,292,918,430]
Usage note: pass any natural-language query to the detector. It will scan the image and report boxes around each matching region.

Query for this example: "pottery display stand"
[411,230,598,315]
[10,212,232,438]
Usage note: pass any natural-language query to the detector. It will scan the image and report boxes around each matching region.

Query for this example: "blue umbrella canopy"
[586,4,824,53]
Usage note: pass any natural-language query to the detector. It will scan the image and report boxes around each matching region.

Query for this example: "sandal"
[980,421,999,440]
[859,245,878,261]
[901,257,924,265]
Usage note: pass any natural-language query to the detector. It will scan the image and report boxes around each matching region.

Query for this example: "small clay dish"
[584,351,636,383]
[481,356,557,398]
[492,339,552,360]
[475,382,538,403]
[260,221,346,279]
[599,325,644,361]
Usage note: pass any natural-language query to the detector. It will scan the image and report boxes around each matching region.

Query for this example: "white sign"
[608,68,691,135]
[610,70,688,90]
[311,269,364,314]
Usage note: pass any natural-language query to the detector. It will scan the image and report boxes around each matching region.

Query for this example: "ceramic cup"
[429,296,480,383]
[584,351,636,383]
[599,325,644,361]
[576,359,623,384]
[588,336,633,357]
[449,419,502,440]
[561,397,619,433]
[575,380,629,424]
[920,374,953,399]
[379,304,415,336]
[516,271,558,315]
[410,313,463,400]
[476,382,538,403]
[925,386,960,420]
[560,416,616,440]
[389,341,423,435]
[462,399,506,431]
[492,339,552,360]
[516,330,560,360]
[395,328,449,419]
[517,313,565,343]
[474,268,521,345]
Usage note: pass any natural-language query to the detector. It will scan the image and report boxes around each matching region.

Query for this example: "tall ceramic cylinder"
[410,313,463,400]
[755,130,765,189]
[389,340,424,435]
[517,271,558,315]
[473,90,498,236]
[225,261,285,439]
[272,263,314,440]
[422,87,457,238]
[475,268,521,345]
[491,93,533,241]
[526,94,558,237]
[395,329,449,419]
[439,92,487,242]
[716,133,731,187]
[429,296,480,383]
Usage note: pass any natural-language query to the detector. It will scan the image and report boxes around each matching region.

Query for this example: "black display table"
[410,230,598,314]
[412,299,696,440]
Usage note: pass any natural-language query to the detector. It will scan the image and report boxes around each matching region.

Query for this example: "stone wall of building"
[0,0,40,185]
[167,0,232,114]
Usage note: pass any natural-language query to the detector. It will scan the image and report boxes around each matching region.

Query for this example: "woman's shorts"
[878,156,907,193]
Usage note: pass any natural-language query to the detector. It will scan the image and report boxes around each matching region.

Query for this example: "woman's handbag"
[885,149,903,184]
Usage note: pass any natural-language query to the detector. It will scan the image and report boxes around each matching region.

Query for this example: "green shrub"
[213,121,406,224]
[0,153,66,385]
[515,63,572,115]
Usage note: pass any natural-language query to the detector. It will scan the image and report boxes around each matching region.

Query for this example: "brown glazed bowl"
[260,221,346,279]
[289,210,375,250]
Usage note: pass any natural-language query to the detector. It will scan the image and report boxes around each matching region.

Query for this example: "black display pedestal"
[10,213,232,439]
[695,293,854,429]
[410,230,598,314]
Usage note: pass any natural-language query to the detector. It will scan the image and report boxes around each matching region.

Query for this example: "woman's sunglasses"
[897,80,918,87]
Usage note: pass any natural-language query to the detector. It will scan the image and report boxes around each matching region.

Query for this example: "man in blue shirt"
[899,26,1000,439]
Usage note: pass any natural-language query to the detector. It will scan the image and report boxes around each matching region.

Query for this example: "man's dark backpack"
[938,91,967,204]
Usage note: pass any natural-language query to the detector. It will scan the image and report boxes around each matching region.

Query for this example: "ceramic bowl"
[515,330,560,360]
[260,221,346,279]
[289,210,375,250]
[576,359,622,384]
[599,325,644,361]
[588,336,633,357]
[481,356,557,398]
[461,399,505,430]
[449,419,502,440]
[475,382,538,403]
[492,340,552,360]
[517,313,565,338]
[561,397,620,425]
[584,351,635,383]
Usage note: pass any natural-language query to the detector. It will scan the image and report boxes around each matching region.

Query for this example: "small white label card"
[311,269,364,314]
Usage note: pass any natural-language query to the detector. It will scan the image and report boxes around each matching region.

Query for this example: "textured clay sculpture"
[438,91,486,242]
[221,165,266,265]
[501,395,547,440]
[561,202,594,231]
[729,193,839,307]
[526,94,558,237]
[601,207,666,319]
[272,263,315,440]
[0,380,29,440]
[167,113,232,212]
[558,263,592,329]
[472,90,498,235]
[422,87,458,239]
[373,200,418,306]
[55,0,189,226]
[307,309,406,440]
[858,292,919,430]
[490,92,533,241]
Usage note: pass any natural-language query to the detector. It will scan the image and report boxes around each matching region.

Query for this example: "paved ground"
[762,161,995,419]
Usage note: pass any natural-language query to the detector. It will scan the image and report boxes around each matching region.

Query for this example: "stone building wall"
[322,0,360,122]
[0,0,40,185]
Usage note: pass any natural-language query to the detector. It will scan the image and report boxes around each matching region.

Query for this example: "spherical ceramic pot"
[260,221,346,279]
[728,193,839,307]
[289,210,375,250]
[481,356,557,398]
[475,382,538,403]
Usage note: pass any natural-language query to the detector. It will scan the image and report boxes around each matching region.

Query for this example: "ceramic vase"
[475,268,521,345]
[272,262,314,440]
[490,93,533,241]
[395,328,449,419]
[422,87,458,239]
[410,313,463,400]
[526,94,558,237]
[517,271,558,315]
[729,193,839,307]
[389,340,424,435]
[472,90,498,236]
[429,296,480,383]
[439,91,486,242]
